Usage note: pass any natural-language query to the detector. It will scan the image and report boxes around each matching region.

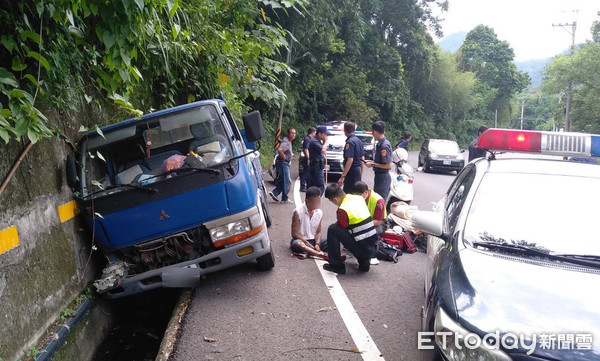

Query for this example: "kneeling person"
[323,184,378,274]
[291,187,327,258]
[351,181,386,235]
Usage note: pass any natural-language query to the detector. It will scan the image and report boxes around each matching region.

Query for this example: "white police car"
[413,129,600,361]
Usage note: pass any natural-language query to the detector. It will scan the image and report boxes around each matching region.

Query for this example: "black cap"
[316,126,328,134]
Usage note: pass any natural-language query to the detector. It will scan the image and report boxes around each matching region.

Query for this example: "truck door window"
[222,106,241,142]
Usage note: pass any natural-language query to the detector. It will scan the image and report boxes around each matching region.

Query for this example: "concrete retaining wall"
[0,136,100,361]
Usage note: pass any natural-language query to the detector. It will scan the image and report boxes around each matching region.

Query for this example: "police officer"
[365,121,392,201]
[338,122,364,193]
[322,183,378,274]
[300,127,316,192]
[308,126,328,195]
[468,126,489,162]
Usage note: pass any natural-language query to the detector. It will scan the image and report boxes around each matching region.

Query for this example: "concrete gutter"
[155,288,193,361]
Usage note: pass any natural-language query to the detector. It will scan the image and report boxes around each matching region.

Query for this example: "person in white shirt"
[290,186,327,258]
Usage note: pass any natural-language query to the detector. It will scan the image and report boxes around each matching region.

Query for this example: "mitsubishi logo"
[159,210,170,221]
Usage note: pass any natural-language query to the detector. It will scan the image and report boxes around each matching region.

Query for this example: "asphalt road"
[172,151,456,361]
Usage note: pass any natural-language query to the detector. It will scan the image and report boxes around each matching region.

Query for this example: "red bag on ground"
[381,231,417,253]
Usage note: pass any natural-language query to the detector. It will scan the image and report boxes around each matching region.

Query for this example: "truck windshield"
[81,105,232,198]
[464,172,600,257]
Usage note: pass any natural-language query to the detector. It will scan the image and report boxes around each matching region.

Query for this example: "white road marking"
[293,178,385,361]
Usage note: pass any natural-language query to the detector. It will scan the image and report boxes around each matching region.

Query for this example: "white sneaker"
[268,191,279,202]
[370,258,380,265]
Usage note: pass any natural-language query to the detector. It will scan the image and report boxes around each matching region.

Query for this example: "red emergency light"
[476,129,542,153]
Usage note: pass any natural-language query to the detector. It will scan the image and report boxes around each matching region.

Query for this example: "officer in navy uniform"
[300,126,316,192]
[308,126,328,195]
[365,121,393,201]
[338,122,364,193]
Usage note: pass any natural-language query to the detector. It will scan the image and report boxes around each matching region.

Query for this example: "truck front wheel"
[256,248,275,270]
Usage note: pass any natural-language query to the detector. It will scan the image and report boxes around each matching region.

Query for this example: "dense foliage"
[1,0,539,152]
[0,0,303,144]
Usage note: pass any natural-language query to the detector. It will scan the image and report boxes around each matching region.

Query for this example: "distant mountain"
[515,58,552,88]
[437,31,467,53]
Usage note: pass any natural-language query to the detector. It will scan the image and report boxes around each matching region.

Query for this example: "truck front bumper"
[102,225,271,299]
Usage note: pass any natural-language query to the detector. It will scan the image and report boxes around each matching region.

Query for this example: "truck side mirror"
[242,111,264,142]
[66,154,80,191]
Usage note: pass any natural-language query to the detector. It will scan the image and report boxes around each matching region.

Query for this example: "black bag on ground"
[375,239,402,263]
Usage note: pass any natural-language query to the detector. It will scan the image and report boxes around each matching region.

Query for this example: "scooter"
[387,148,414,212]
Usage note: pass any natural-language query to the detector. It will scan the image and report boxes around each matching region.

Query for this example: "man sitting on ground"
[322,184,378,274]
[291,187,327,259]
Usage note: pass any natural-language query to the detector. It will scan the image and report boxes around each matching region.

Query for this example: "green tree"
[413,49,477,140]
[592,11,600,44]
[458,25,530,121]
[0,0,305,145]
[543,42,600,132]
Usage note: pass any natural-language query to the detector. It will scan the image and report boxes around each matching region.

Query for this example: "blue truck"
[66,99,274,298]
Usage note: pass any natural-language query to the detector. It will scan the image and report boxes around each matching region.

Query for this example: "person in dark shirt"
[269,128,296,204]
[300,127,315,192]
[365,121,392,201]
[468,126,489,162]
[338,122,364,193]
[395,131,412,150]
[308,126,328,195]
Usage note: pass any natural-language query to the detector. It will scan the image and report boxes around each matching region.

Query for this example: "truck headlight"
[430,153,439,159]
[209,211,264,248]
[434,307,511,361]
[456,154,464,161]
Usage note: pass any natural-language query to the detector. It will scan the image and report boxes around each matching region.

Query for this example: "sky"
[435,0,600,61]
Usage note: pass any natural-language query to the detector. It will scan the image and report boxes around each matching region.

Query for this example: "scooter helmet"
[392,148,408,164]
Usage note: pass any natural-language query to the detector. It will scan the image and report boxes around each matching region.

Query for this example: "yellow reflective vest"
[339,194,378,242]
[366,190,386,219]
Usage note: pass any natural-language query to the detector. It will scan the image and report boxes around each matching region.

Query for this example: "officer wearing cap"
[308,126,328,195]
[365,121,392,201]
[338,122,364,193]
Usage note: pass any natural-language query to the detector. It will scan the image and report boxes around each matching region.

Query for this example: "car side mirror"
[461,149,465,153]
[242,111,264,142]
[411,211,449,241]
[66,154,80,191]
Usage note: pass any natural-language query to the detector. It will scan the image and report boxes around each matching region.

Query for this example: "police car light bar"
[476,128,600,157]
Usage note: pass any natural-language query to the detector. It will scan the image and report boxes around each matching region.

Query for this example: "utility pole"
[552,10,578,131]
[520,99,525,130]
[494,109,498,128]
[275,37,293,151]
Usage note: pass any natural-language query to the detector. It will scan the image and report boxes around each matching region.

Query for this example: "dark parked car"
[418,139,465,173]
[414,129,600,361]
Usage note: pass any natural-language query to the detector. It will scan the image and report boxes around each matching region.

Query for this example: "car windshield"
[328,132,346,148]
[81,105,231,198]
[357,134,373,145]
[464,172,600,256]
[430,141,459,154]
